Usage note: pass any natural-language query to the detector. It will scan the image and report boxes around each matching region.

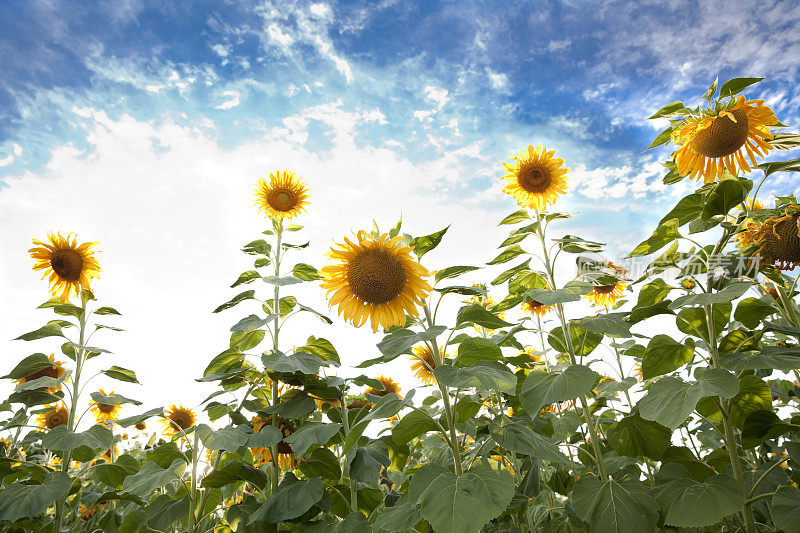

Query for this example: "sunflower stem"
[270,219,284,496]
[532,209,608,480]
[340,389,358,512]
[188,430,199,531]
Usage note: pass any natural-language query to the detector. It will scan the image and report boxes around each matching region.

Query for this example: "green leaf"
[629,218,680,257]
[648,101,686,119]
[42,425,114,452]
[660,194,705,227]
[722,345,800,372]
[195,424,250,452]
[490,259,530,286]
[201,460,269,490]
[247,474,324,523]
[213,290,256,313]
[772,485,800,533]
[607,413,671,460]
[434,364,517,394]
[94,306,122,316]
[571,315,631,338]
[519,365,597,414]
[412,226,449,258]
[122,458,185,497]
[702,77,718,101]
[669,281,752,309]
[246,425,283,449]
[298,448,342,481]
[635,279,672,307]
[101,366,139,384]
[292,263,322,281]
[116,407,163,428]
[641,334,693,379]
[410,463,515,533]
[487,245,526,265]
[652,464,745,528]
[525,281,593,305]
[308,512,372,532]
[372,496,422,532]
[571,476,658,533]
[702,179,750,219]
[499,210,530,225]
[230,329,265,351]
[758,157,800,178]
[242,239,270,255]
[146,494,190,531]
[435,265,480,284]
[15,321,71,341]
[454,337,502,367]
[299,336,340,364]
[359,326,446,367]
[646,126,674,151]
[262,350,322,375]
[231,270,261,287]
[734,297,776,328]
[90,391,141,406]
[770,132,800,151]
[350,441,391,483]
[0,471,71,522]
[285,422,341,456]
[638,369,740,429]
[741,410,799,448]
[3,353,59,379]
[146,442,186,468]
[718,77,763,98]
[392,410,440,445]
[488,419,570,464]
[263,390,316,418]
[456,303,513,330]
[729,374,772,429]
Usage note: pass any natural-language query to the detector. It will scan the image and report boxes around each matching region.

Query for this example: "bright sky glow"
[1,0,799,423]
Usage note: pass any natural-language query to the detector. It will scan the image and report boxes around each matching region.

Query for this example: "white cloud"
[211,43,232,58]
[0,155,13,167]
[486,68,509,91]
[215,90,241,110]
[424,86,449,109]
[309,3,331,18]
[546,39,570,52]
[267,23,293,47]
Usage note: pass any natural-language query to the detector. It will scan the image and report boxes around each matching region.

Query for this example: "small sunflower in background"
[134,421,147,431]
[410,344,445,386]
[29,232,101,302]
[321,231,432,332]
[670,95,778,182]
[162,404,197,437]
[13,354,66,393]
[346,396,374,411]
[521,296,554,317]
[593,376,617,395]
[633,363,643,381]
[253,170,309,219]
[251,416,299,470]
[520,346,543,365]
[746,203,800,270]
[37,405,69,430]
[365,375,401,397]
[680,278,696,291]
[502,144,569,210]
[89,390,122,423]
[585,262,627,307]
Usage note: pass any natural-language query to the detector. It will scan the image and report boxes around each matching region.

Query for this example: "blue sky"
[1,0,799,412]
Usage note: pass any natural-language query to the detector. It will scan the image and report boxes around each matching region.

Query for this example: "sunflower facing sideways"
[89,389,123,423]
[251,416,299,471]
[410,344,446,386]
[501,144,569,211]
[253,170,310,220]
[745,203,800,270]
[320,231,432,332]
[37,405,69,430]
[13,354,66,393]
[29,232,101,302]
[365,375,401,397]
[162,404,197,437]
[585,261,628,307]
[670,95,778,183]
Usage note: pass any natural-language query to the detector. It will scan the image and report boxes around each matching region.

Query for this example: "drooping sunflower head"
[29,232,100,302]
[411,345,445,386]
[162,404,197,436]
[251,415,299,470]
[253,170,310,220]
[670,95,778,183]
[746,204,800,270]
[521,297,554,318]
[320,231,432,332]
[89,389,122,423]
[584,262,628,307]
[365,375,402,397]
[346,396,374,411]
[37,405,69,430]
[13,354,66,393]
[501,144,569,210]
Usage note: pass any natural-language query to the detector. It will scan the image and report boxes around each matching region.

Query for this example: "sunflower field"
[2,76,800,533]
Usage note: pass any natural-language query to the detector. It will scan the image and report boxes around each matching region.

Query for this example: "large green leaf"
[519,365,597,414]
[701,179,749,219]
[669,282,752,309]
[718,76,763,98]
[525,281,593,305]
[456,304,513,329]
[101,366,140,384]
[146,494,190,531]
[307,512,372,532]
[571,476,658,533]
[42,424,114,452]
[772,485,800,533]
[201,460,269,490]
[247,474,324,523]
[372,496,422,532]
[487,244,526,265]
[629,218,680,257]
[722,345,800,372]
[435,265,480,284]
[122,458,185,497]
[607,413,671,460]
[433,363,517,394]
[350,441,390,483]
[729,374,772,429]
[638,369,739,429]
[488,419,570,464]
[734,297,776,328]
[392,410,440,446]
[195,424,250,452]
[261,350,321,374]
[454,337,502,367]
[652,464,745,528]
[0,471,71,522]
[641,334,693,379]
[284,422,341,456]
[358,326,446,367]
[3,353,60,379]
[412,226,449,258]
[571,315,631,338]
[548,325,603,356]
[410,463,514,533]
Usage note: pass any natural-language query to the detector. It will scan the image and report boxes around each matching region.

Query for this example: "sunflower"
[37,405,69,430]
[593,376,617,395]
[253,170,309,220]
[366,376,401,397]
[89,389,122,423]
[746,204,800,270]
[29,232,100,302]
[520,346,542,364]
[13,354,66,393]
[411,345,446,386]
[670,95,778,183]
[251,416,299,470]
[633,363,643,381]
[311,395,340,412]
[521,297,554,317]
[501,144,569,210]
[680,278,696,290]
[346,397,374,411]
[162,404,197,437]
[78,502,110,524]
[134,421,147,431]
[320,231,432,332]
[585,262,627,307]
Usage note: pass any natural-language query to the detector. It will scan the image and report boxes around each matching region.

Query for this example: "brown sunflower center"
[758,212,800,269]
[267,188,297,212]
[97,403,116,414]
[517,164,552,193]
[593,283,617,295]
[347,248,407,305]
[50,248,84,282]
[24,365,61,382]
[526,299,545,309]
[690,109,749,158]
[47,411,67,428]
[169,411,193,430]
